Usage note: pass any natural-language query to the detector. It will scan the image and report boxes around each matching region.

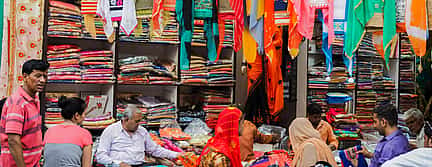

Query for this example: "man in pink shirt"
[0,59,49,167]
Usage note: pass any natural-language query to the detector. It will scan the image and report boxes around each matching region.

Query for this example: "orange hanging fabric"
[287,0,303,58]
[264,0,284,116]
[406,0,428,57]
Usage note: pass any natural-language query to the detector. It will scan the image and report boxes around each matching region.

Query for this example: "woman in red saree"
[198,107,243,167]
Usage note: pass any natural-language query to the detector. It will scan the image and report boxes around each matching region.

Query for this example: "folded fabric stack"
[192,20,206,47]
[47,45,81,83]
[120,17,151,42]
[118,56,176,84]
[207,60,234,86]
[327,92,353,113]
[307,90,328,113]
[82,95,116,129]
[178,106,206,127]
[202,88,232,128]
[82,17,107,40]
[332,35,345,55]
[308,66,354,89]
[135,96,177,127]
[376,90,396,106]
[399,33,417,112]
[80,50,114,83]
[219,10,235,47]
[150,4,179,44]
[356,90,376,124]
[357,34,377,90]
[372,77,395,90]
[274,11,289,26]
[82,117,116,129]
[399,93,418,112]
[181,56,208,85]
[48,1,82,38]
[44,93,78,128]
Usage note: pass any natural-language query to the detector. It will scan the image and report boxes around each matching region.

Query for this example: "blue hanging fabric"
[319,10,333,77]
[249,0,264,55]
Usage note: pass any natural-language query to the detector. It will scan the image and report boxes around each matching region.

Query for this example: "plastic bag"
[184,118,212,137]
[257,124,287,139]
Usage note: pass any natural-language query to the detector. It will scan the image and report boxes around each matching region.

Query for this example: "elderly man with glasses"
[404,108,425,148]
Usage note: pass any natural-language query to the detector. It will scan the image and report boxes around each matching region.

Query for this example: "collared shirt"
[370,130,409,167]
[417,126,424,148]
[96,121,179,165]
[316,120,339,149]
[239,120,273,161]
[382,148,432,167]
[0,87,43,167]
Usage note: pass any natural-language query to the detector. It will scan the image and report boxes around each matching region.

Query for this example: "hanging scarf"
[319,11,333,76]
[287,0,303,58]
[344,0,374,62]
[382,0,397,70]
[198,107,242,167]
[97,0,137,40]
[405,0,428,57]
[229,0,244,52]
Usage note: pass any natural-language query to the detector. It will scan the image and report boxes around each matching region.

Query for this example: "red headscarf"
[198,107,242,167]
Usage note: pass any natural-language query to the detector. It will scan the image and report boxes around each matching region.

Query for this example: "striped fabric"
[0,87,43,167]
[81,0,98,14]
[229,0,244,52]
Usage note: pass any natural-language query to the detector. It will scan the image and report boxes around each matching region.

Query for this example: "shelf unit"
[40,0,237,132]
[306,32,419,118]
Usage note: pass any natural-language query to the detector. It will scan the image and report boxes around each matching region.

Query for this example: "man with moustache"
[0,59,49,167]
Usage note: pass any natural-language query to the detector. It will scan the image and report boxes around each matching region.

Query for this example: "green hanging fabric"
[344,0,374,58]
[382,0,396,69]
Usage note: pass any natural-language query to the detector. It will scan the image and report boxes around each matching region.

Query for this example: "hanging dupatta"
[406,0,428,57]
[198,107,242,167]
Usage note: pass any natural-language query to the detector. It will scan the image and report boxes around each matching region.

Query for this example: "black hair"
[58,96,86,120]
[307,102,322,116]
[22,59,50,75]
[425,119,432,138]
[374,104,398,127]
[0,98,6,115]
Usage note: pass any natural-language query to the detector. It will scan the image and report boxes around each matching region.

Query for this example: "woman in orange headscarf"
[198,107,243,167]
[289,118,337,167]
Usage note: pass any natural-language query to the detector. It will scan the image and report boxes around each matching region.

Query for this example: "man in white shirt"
[96,104,181,167]
[382,120,432,167]
[404,108,425,148]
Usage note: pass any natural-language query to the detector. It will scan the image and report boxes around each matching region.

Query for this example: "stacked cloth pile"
[116,95,177,127]
[118,56,177,84]
[207,60,234,86]
[372,77,395,90]
[150,2,179,44]
[307,90,328,113]
[120,0,152,42]
[82,17,107,40]
[400,93,418,112]
[357,34,377,90]
[202,88,232,128]
[47,45,81,83]
[356,90,376,124]
[82,95,116,129]
[44,93,79,128]
[219,10,235,47]
[399,33,416,89]
[80,50,114,83]
[192,20,206,47]
[136,96,177,127]
[327,92,352,113]
[178,106,206,127]
[181,56,208,85]
[308,66,355,89]
[48,1,82,38]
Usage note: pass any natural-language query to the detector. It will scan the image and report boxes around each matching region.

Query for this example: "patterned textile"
[198,107,242,167]
[0,0,45,98]
[339,145,368,167]
[198,149,231,167]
